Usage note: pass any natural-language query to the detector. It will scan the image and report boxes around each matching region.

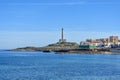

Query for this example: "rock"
[11,42,79,52]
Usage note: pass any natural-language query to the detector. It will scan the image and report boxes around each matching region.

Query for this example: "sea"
[0,51,120,80]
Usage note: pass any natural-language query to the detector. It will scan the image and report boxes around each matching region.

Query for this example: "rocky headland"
[12,42,79,52]
[11,42,117,54]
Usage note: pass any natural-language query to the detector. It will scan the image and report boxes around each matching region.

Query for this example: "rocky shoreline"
[10,42,120,54]
[11,47,116,55]
[11,48,116,54]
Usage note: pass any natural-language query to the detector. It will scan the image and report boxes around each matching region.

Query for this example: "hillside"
[12,42,79,52]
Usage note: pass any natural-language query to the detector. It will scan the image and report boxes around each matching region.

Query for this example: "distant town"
[59,28,120,49]
[80,36,120,49]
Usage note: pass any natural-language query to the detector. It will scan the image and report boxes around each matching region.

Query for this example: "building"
[99,38,109,43]
[80,41,90,45]
[80,36,120,48]
[86,38,96,43]
[59,28,66,43]
[79,44,96,49]
[92,41,103,47]
[109,36,118,44]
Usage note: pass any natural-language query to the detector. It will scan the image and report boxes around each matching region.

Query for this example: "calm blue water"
[0,51,120,80]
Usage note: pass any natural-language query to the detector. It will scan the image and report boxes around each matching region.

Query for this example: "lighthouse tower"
[59,28,66,43]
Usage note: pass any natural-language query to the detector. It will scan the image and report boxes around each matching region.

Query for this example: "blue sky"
[0,0,120,49]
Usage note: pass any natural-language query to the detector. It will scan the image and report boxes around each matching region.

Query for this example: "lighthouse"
[59,28,66,43]
[61,28,64,42]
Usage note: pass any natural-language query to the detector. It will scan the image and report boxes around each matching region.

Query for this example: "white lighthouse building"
[59,28,66,43]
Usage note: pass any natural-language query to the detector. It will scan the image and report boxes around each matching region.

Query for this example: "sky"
[0,0,120,49]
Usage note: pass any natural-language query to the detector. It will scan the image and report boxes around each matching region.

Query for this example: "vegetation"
[13,42,79,52]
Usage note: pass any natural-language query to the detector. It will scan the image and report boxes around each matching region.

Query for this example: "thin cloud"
[1,1,120,6]
[88,2,120,5]
[4,2,86,6]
